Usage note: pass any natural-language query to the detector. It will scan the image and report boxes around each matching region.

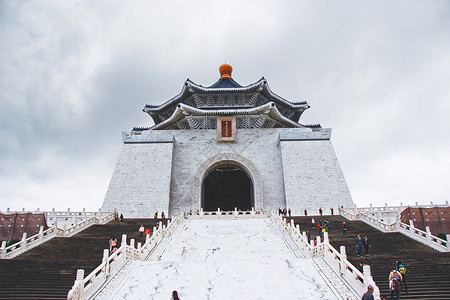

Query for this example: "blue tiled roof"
[208,78,242,88]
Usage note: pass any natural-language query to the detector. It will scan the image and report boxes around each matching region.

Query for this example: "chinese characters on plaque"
[217,116,236,142]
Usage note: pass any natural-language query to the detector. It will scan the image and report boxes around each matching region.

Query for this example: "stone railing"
[1,211,115,259]
[397,221,449,252]
[185,207,268,218]
[269,211,381,300]
[67,214,185,300]
[339,206,450,252]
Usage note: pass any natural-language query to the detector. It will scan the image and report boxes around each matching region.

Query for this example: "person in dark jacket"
[361,285,374,300]
[363,234,371,256]
[355,234,363,257]
[171,290,180,300]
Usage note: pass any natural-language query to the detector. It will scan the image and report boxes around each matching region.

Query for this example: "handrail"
[67,214,185,300]
[1,211,116,259]
[339,207,450,252]
[269,210,381,300]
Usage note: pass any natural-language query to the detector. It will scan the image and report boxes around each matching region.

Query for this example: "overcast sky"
[1,1,449,212]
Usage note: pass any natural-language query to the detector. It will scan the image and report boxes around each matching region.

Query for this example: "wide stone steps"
[0,218,168,299]
[289,215,450,300]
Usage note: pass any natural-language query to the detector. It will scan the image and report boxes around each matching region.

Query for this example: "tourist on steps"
[396,260,408,293]
[139,224,144,238]
[110,236,117,254]
[389,267,402,300]
[363,234,371,256]
[355,234,363,257]
[342,222,347,236]
[361,284,374,300]
[144,227,151,236]
[171,290,180,300]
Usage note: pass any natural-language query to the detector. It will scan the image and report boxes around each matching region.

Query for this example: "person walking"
[171,290,180,300]
[361,284,374,300]
[110,236,117,254]
[355,234,363,257]
[139,224,145,238]
[304,209,307,216]
[306,230,311,244]
[288,208,291,217]
[161,211,165,219]
[119,214,123,222]
[144,227,151,236]
[342,222,347,236]
[330,207,334,215]
[154,211,158,219]
[319,207,323,216]
[363,234,371,256]
[389,267,402,300]
[396,260,408,293]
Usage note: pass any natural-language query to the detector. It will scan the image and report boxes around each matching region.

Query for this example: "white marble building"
[101,65,354,217]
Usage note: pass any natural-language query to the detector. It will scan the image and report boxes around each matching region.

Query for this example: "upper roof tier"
[143,65,312,129]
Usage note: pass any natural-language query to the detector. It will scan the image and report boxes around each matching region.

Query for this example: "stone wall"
[101,127,355,217]
[280,136,355,215]
[101,143,173,218]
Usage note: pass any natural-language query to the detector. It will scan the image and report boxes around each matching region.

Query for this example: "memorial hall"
[101,64,355,217]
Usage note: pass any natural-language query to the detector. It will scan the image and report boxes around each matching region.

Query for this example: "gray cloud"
[1,0,449,211]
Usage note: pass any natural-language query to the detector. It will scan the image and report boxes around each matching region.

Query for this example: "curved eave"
[262,83,309,109]
[151,102,303,130]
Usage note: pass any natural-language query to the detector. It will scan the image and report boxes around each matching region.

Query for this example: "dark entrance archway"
[202,164,253,211]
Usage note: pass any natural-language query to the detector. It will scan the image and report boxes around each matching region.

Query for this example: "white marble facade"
[101,127,354,217]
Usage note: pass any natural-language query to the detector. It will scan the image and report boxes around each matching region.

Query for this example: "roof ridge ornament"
[219,64,233,79]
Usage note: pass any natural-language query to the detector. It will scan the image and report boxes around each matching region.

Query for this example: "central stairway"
[289,215,450,300]
[0,218,168,300]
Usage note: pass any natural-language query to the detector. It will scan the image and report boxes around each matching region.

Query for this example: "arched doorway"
[202,163,253,211]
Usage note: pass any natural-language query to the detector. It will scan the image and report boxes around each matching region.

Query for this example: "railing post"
[340,246,346,259]
[425,226,432,244]
[39,226,44,241]
[121,234,127,247]
[146,233,150,244]
[102,249,109,278]
[75,269,85,297]
[409,220,414,231]
[1,241,6,259]
[323,232,329,244]
[446,234,450,249]
[21,232,27,251]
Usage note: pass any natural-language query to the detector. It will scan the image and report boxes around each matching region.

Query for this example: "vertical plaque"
[217,116,236,142]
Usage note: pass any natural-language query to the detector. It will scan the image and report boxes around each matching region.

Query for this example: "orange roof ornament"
[219,64,233,79]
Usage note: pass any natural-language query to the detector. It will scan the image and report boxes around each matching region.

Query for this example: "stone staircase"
[289,215,450,300]
[0,218,168,299]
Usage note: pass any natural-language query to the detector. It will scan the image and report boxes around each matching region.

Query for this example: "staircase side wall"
[101,142,173,218]
[280,139,355,215]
